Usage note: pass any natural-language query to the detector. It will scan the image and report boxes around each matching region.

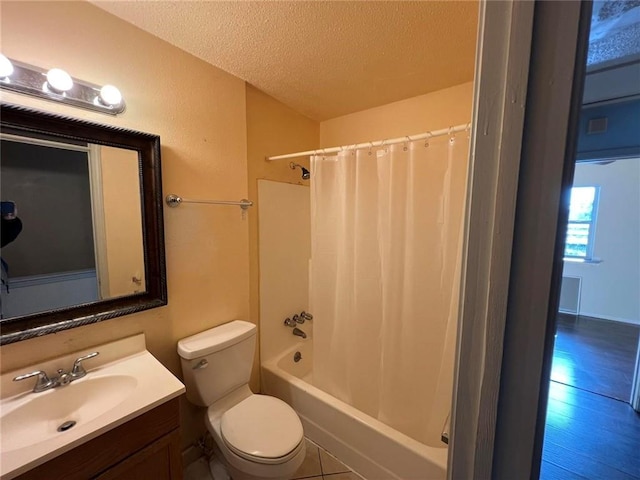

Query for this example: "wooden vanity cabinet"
[16,397,182,480]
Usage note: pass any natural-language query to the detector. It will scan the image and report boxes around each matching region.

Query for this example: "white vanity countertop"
[0,334,185,479]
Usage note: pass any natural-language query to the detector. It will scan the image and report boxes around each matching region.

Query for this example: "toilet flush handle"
[193,359,208,370]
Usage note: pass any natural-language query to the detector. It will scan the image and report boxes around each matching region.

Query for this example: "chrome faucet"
[292,311,313,324]
[292,327,307,339]
[13,352,99,393]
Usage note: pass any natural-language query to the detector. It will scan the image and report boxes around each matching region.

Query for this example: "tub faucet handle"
[293,314,304,324]
[284,317,297,328]
[300,311,313,321]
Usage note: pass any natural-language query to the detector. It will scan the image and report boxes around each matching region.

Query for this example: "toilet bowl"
[178,321,305,480]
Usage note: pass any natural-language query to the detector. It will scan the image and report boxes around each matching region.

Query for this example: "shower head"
[289,162,311,180]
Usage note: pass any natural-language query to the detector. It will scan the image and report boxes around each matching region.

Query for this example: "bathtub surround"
[257,181,311,363]
[257,81,473,479]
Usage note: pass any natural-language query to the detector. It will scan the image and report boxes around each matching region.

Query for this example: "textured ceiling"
[93,1,478,121]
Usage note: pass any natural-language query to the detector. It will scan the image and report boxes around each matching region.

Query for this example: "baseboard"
[577,311,640,326]
[182,444,203,467]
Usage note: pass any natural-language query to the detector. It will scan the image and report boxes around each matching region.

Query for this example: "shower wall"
[257,180,311,363]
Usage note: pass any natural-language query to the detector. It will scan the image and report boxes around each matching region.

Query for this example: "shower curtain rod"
[266,122,471,161]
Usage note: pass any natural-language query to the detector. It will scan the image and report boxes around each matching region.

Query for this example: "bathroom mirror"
[0,103,166,345]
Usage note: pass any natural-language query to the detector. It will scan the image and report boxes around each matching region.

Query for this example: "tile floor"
[184,438,365,480]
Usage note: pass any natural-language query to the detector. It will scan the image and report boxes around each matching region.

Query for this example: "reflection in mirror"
[0,103,166,345]
[1,135,145,319]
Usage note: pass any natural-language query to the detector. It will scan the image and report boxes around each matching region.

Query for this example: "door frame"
[449,1,593,478]
[633,339,640,411]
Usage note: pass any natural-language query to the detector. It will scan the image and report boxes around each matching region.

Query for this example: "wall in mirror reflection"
[0,135,145,319]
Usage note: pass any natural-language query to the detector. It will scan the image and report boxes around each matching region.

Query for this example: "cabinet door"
[95,428,182,480]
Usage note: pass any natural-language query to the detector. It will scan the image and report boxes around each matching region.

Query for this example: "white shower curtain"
[310,134,469,445]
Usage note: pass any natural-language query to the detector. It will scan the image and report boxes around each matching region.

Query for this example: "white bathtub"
[261,342,448,480]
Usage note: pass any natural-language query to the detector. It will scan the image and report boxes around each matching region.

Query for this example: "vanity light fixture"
[0,55,125,115]
[0,55,14,79]
[98,84,123,107]
[45,68,74,93]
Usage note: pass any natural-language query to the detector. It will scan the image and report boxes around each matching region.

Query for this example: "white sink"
[0,334,185,480]
[1,375,137,452]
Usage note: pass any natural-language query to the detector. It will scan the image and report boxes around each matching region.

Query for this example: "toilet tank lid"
[177,320,256,360]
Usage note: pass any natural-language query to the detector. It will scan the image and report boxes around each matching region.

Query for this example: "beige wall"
[245,85,319,380]
[320,82,474,146]
[99,146,145,298]
[0,1,250,449]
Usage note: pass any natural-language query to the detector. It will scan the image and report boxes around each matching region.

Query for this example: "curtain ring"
[403,135,411,151]
[424,132,432,148]
[448,126,455,145]
[368,141,373,156]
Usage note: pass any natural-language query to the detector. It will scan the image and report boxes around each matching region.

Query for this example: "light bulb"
[46,68,73,93]
[99,84,122,106]
[0,54,14,78]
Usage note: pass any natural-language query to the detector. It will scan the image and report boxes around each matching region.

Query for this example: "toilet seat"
[220,394,304,465]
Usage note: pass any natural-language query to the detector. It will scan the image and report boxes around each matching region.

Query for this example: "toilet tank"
[177,320,257,407]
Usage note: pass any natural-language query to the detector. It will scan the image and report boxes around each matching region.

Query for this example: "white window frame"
[564,185,600,261]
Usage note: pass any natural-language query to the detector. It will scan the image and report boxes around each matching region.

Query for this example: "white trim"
[0,132,90,153]
[87,144,110,300]
[7,269,97,288]
[449,1,535,478]
[632,342,640,411]
[181,445,203,468]
[476,2,590,478]
[575,311,640,326]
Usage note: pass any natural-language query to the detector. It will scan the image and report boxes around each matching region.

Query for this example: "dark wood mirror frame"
[0,103,167,345]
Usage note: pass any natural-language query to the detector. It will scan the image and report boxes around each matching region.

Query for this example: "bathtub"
[261,342,448,480]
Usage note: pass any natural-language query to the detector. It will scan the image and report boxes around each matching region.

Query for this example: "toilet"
[178,320,305,480]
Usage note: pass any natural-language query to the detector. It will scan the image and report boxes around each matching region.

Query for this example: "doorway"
[542,158,640,480]
[541,2,640,477]
[450,1,640,478]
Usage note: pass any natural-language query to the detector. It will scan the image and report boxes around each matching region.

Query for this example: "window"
[564,186,600,260]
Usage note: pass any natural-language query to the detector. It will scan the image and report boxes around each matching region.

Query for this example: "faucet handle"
[300,311,313,321]
[293,314,304,324]
[284,317,297,328]
[71,351,99,378]
[13,370,55,393]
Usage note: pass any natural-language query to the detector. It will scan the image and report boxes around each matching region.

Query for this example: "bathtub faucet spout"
[292,327,307,339]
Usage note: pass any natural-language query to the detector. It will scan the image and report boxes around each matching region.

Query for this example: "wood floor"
[541,314,640,480]
[552,313,639,400]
